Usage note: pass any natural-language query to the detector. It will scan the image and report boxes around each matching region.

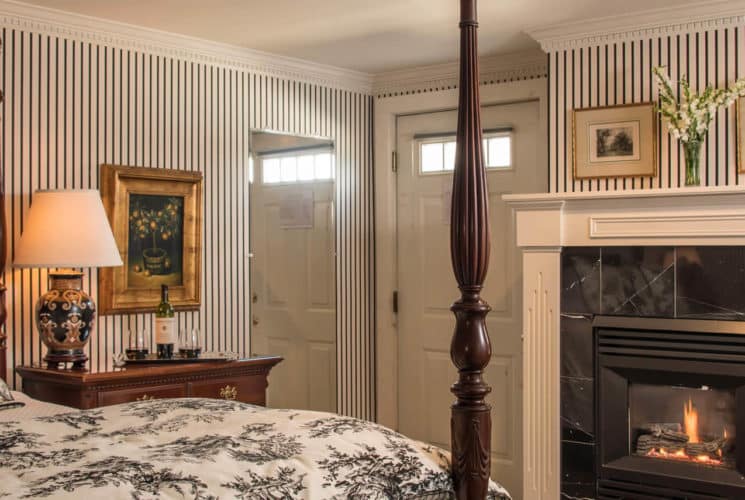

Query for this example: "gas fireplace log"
[639,423,683,436]
[636,434,687,455]
[685,438,727,458]
[637,423,688,443]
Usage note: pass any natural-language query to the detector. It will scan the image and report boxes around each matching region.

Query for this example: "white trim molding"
[373,50,547,98]
[528,0,745,51]
[503,184,745,500]
[589,214,745,239]
[0,0,373,93]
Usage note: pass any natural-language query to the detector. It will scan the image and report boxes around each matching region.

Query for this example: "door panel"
[251,181,336,413]
[396,100,545,499]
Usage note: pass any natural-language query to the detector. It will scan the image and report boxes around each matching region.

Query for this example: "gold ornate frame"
[573,102,658,180]
[99,165,202,314]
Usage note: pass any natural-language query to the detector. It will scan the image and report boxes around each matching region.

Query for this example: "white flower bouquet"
[653,66,745,184]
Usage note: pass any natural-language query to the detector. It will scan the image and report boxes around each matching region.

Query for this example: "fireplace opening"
[630,384,735,468]
[595,316,745,499]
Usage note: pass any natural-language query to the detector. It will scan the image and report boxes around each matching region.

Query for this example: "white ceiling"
[23,0,691,73]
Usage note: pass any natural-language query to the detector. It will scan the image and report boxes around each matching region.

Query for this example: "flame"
[684,398,700,443]
[646,448,723,465]
[642,397,728,466]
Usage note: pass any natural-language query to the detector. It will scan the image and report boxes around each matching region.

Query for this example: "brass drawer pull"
[136,394,155,401]
[219,385,238,400]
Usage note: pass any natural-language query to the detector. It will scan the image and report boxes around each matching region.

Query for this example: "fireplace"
[595,316,745,498]
[504,185,745,499]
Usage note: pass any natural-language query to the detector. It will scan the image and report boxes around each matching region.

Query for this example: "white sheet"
[0,391,73,422]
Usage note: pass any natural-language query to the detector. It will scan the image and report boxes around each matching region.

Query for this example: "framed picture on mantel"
[99,165,203,314]
[573,103,657,180]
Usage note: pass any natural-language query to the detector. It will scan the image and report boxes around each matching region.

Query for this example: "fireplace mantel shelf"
[503,186,745,500]
[503,184,745,204]
[503,186,745,248]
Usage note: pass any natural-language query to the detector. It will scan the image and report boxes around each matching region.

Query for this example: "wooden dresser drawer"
[98,383,187,406]
[16,357,281,409]
[189,377,265,405]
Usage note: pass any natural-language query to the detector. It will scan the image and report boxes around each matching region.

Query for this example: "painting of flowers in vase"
[127,195,184,287]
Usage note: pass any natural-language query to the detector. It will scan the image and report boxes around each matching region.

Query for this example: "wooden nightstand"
[16,356,282,410]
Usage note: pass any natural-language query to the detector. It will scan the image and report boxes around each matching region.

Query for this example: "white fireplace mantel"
[503,185,745,500]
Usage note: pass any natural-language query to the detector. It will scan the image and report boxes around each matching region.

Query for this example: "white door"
[251,168,336,412]
[396,100,545,499]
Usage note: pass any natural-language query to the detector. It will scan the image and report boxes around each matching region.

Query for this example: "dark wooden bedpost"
[450,0,491,498]
[0,188,6,383]
[0,43,6,384]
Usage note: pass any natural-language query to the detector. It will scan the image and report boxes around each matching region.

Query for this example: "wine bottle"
[155,284,176,358]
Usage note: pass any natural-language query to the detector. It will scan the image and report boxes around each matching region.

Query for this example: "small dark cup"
[125,348,149,360]
[179,348,202,359]
[157,344,174,359]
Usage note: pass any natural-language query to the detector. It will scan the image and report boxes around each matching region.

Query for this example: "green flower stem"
[683,140,702,186]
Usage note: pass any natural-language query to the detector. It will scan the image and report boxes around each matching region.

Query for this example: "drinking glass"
[126,329,149,359]
[179,328,202,358]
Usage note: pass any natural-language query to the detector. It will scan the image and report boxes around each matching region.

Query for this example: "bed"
[0,394,509,499]
[0,0,500,498]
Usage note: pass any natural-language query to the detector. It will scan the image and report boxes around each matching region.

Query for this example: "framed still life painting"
[573,103,657,179]
[99,165,203,314]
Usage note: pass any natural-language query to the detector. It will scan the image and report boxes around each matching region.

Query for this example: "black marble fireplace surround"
[560,246,745,499]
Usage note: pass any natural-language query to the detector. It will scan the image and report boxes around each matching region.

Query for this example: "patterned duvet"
[0,398,510,499]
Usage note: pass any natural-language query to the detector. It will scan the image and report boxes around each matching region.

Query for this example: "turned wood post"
[0,48,6,381]
[449,0,492,498]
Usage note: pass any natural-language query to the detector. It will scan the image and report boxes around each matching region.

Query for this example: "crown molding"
[372,49,547,98]
[0,0,373,93]
[529,0,745,52]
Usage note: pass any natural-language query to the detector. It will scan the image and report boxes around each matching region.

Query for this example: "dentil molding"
[529,0,745,52]
[0,0,373,93]
[372,49,547,98]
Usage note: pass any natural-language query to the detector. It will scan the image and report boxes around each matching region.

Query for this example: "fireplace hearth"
[595,316,745,499]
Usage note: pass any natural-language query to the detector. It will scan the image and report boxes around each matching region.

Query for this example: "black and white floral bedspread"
[0,398,510,499]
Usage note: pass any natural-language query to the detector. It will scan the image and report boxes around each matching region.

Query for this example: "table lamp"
[14,190,122,368]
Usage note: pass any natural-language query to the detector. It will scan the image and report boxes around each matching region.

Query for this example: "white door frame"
[373,78,549,429]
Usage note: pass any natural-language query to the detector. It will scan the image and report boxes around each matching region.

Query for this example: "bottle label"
[154,317,177,345]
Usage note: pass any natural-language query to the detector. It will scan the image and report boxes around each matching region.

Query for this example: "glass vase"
[683,140,702,186]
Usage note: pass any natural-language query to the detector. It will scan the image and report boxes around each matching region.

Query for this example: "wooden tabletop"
[16,356,283,385]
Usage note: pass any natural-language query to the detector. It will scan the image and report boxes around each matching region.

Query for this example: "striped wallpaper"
[0,25,375,420]
[547,23,745,193]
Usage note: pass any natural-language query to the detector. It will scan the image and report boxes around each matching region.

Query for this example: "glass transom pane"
[297,155,315,181]
[262,158,281,183]
[315,153,332,179]
[421,143,444,172]
[280,157,297,182]
[486,136,511,168]
[444,142,456,171]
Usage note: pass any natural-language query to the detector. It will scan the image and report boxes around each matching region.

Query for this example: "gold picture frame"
[738,97,745,174]
[573,103,657,180]
[99,165,203,314]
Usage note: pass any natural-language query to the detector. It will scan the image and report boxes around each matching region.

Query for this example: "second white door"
[396,100,545,499]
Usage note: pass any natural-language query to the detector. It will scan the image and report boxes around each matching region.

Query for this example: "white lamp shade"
[14,190,123,268]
